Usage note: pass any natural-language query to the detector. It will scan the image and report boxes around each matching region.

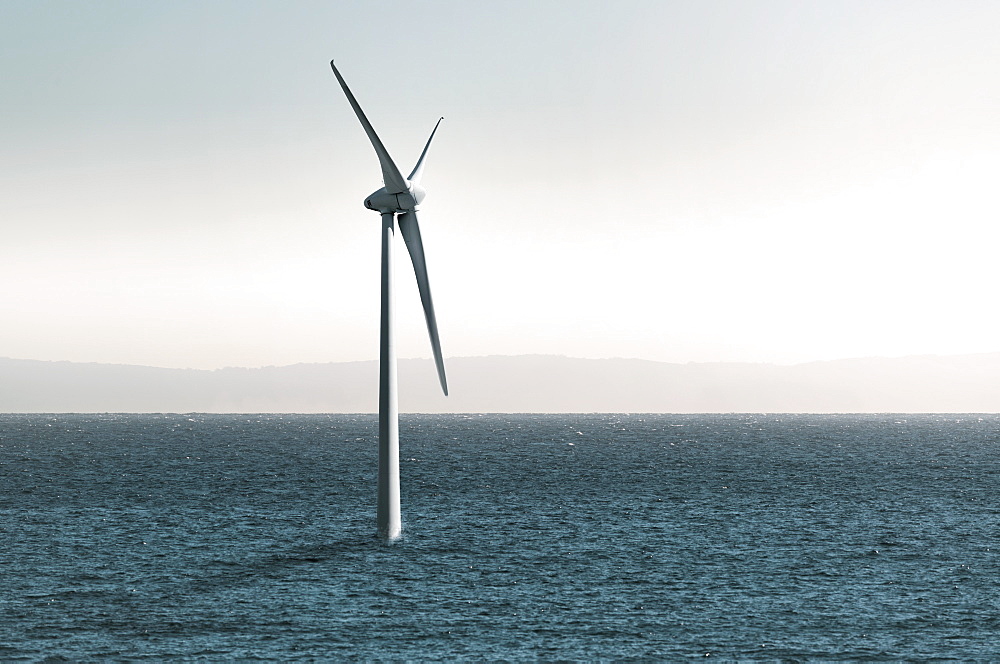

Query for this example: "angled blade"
[407,117,444,185]
[330,61,409,194]
[397,210,448,396]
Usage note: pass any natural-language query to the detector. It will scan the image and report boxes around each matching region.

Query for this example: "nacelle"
[364,187,418,212]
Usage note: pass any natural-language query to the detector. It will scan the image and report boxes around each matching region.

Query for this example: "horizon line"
[3,350,1000,372]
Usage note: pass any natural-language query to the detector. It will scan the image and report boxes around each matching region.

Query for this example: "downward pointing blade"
[330,61,409,195]
[397,211,448,396]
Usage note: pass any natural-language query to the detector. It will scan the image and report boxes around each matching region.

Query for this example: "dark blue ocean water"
[1,413,999,661]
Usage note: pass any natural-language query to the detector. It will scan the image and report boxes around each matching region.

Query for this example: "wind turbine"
[330,61,448,541]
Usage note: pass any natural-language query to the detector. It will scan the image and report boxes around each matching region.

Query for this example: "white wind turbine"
[330,61,448,541]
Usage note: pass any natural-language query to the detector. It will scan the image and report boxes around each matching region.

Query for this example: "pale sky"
[2,0,999,369]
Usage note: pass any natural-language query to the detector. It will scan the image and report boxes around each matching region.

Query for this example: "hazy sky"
[3,1,999,369]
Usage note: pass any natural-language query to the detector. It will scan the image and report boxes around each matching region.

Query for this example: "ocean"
[1,413,998,661]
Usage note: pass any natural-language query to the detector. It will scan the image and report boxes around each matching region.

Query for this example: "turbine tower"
[330,61,448,541]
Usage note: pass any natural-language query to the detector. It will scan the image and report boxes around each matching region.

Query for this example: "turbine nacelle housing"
[364,185,425,213]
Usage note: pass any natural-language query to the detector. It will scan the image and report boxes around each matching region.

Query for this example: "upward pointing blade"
[330,61,409,195]
[407,117,443,185]
[397,211,448,396]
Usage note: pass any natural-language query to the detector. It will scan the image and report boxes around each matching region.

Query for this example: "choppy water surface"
[2,414,999,660]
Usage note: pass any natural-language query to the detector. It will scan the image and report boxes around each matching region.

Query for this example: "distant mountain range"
[2,353,1000,413]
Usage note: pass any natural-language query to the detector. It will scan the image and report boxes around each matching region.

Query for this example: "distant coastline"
[2,353,1000,413]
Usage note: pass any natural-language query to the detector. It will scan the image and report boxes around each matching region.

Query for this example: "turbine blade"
[330,61,409,194]
[407,117,444,185]
[397,211,448,396]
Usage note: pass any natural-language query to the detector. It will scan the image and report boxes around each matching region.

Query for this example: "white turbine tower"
[330,61,448,541]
